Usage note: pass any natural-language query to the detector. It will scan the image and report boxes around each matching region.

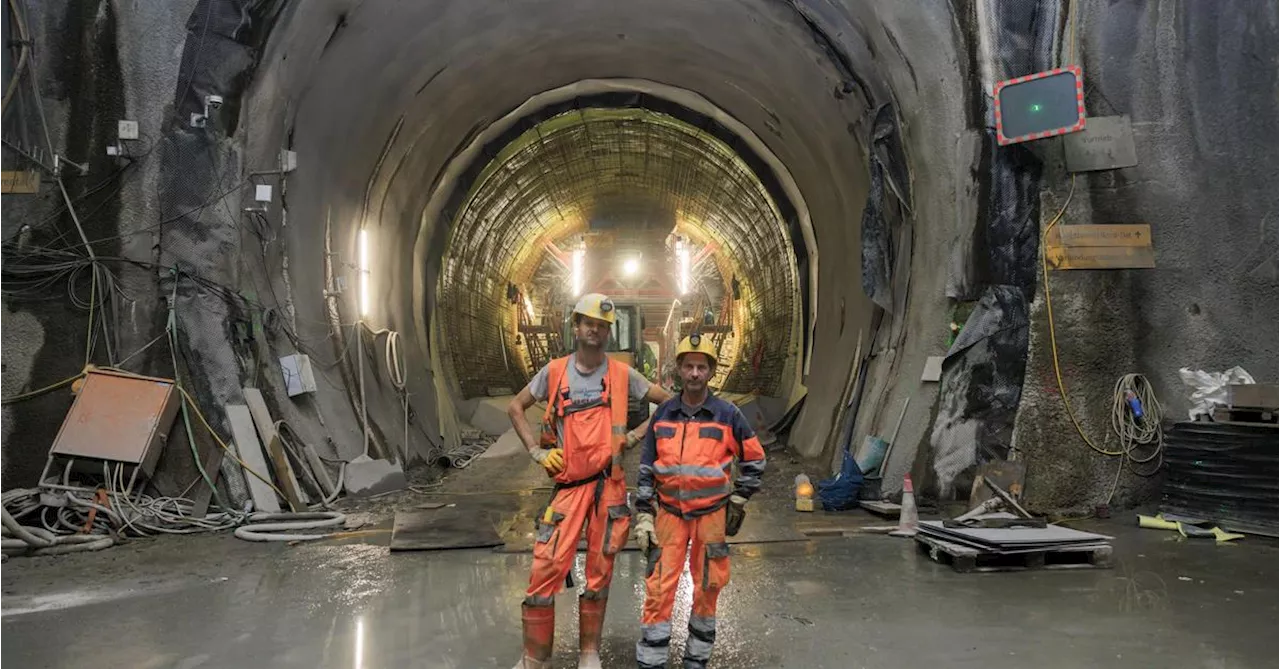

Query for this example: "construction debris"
[1137,513,1244,543]
[916,512,1113,573]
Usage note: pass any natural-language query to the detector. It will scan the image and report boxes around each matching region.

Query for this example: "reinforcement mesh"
[440,108,799,398]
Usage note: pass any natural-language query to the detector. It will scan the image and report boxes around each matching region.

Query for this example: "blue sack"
[817,448,864,511]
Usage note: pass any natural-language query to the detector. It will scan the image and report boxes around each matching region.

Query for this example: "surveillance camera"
[205,95,223,109]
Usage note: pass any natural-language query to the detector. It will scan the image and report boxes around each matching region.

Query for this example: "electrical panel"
[117,120,139,140]
[280,353,318,397]
[993,65,1085,145]
[255,184,273,203]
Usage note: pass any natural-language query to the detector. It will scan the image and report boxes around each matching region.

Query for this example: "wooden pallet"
[916,534,1112,573]
[1212,406,1277,427]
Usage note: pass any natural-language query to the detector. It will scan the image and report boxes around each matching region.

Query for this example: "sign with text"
[1,170,41,194]
[1064,115,1138,172]
[1046,224,1154,270]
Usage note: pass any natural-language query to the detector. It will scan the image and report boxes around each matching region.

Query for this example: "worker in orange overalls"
[633,334,767,669]
[507,293,671,669]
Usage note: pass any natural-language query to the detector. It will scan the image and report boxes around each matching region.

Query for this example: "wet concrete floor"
[2,516,1276,668]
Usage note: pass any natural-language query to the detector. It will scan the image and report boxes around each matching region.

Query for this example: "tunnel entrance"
[434,93,809,405]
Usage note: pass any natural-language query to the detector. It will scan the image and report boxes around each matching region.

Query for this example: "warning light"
[993,65,1085,145]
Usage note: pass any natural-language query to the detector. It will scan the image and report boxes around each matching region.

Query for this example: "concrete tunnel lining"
[246,0,940,466]
[428,85,819,403]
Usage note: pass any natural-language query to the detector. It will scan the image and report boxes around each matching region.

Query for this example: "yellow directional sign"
[1046,224,1154,270]
[1,170,41,194]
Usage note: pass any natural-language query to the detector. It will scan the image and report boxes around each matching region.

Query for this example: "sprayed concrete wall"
[2,0,1275,515]
[1013,0,1279,513]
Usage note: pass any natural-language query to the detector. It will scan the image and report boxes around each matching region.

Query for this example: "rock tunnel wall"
[2,0,1276,517]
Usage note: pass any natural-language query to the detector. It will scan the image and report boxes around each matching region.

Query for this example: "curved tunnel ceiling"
[254,0,965,459]
[439,103,801,399]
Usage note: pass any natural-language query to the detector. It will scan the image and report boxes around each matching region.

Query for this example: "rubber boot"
[512,602,555,669]
[578,594,607,669]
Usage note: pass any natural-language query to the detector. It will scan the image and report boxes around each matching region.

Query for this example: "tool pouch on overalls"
[702,542,731,591]
[603,503,632,555]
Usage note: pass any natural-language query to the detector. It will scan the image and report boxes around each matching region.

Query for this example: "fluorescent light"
[354,616,365,669]
[678,241,690,295]
[358,229,370,317]
[623,257,640,277]
[523,295,535,318]
[572,247,585,297]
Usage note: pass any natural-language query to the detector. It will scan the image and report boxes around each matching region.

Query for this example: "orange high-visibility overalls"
[518,355,634,665]
[634,395,766,669]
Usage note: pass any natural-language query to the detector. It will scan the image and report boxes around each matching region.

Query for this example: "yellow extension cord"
[1,366,285,501]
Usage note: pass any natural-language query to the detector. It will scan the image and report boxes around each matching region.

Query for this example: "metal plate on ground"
[495,513,809,553]
[391,507,504,551]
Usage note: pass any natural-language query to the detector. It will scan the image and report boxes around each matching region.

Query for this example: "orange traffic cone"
[889,474,919,537]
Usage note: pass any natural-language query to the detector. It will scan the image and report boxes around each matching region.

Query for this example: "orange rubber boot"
[578,594,607,668]
[512,602,555,669]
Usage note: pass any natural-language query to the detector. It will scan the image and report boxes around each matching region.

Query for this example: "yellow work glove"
[531,447,564,475]
[633,512,657,554]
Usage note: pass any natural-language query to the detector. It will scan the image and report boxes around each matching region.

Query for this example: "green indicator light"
[1029,103,1042,113]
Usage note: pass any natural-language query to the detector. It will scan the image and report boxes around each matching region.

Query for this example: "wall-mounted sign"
[994,65,1086,145]
[1046,223,1154,270]
[1,170,41,194]
[1063,114,1138,172]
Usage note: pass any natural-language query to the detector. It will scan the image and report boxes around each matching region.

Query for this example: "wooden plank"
[1046,244,1155,270]
[916,534,1112,573]
[188,432,224,519]
[1227,383,1279,411]
[1,170,41,194]
[225,404,282,513]
[1046,223,1151,247]
[968,460,1027,508]
[242,388,307,510]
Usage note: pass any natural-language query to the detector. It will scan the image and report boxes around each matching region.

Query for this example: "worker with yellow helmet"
[506,292,670,669]
[632,333,767,669]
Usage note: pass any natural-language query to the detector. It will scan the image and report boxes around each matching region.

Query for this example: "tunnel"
[3,0,1277,516]
[435,96,808,403]
[3,1,1279,666]
[249,0,927,476]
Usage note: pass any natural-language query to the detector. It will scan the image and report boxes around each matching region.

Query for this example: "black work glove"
[724,495,748,536]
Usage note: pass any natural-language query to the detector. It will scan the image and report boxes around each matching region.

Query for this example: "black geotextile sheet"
[1160,422,1279,537]
[929,0,1058,496]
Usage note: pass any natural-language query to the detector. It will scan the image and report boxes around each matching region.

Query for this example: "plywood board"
[1046,244,1155,270]
[225,404,282,513]
[243,388,307,510]
[968,460,1027,508]
[921,356,944,382]
[1,170,40,194]
[1046,224,1151,247]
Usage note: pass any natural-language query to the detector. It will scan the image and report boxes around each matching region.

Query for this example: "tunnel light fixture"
[677,240,690,295]
[524,295,535,319]
[572,247,585,296]
[622,256,641,277]
[358,228,370,317]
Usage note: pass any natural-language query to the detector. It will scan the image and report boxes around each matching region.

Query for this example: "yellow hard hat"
[572,292,616,325]
[676,333,717,366]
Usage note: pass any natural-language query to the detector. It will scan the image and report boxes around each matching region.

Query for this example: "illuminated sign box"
[994,65,1086,145]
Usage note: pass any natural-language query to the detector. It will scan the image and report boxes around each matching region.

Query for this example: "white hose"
[2,505,114,557]
[233,511,346,542]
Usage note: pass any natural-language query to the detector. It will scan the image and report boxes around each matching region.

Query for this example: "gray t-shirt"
[527,355,651,407]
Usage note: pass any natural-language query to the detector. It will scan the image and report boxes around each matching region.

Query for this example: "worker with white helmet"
[507,292,671,669]
[633,333,767,669]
